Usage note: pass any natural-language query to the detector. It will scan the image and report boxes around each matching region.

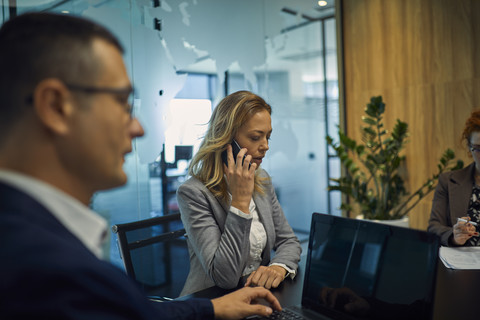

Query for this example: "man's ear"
[32,78,74,135]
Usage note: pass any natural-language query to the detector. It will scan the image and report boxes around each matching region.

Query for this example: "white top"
[231,198,295,278]
[0,170,108,258]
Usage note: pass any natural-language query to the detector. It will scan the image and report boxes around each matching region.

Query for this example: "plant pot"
[355,215,410,228]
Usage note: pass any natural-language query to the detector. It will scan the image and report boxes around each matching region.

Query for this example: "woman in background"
[177,90,301,296]
[428,110,480,246]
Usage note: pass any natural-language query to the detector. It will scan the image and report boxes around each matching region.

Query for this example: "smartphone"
[221,140,247,167]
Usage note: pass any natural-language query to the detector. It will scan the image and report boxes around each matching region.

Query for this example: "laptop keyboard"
[258,309,307,320]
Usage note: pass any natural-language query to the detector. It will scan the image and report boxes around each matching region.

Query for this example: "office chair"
[112,213,188,301]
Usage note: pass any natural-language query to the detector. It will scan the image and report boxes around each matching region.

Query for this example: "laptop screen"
[302,213,439,320]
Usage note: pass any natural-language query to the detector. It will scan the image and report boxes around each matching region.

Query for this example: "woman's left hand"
[244,265,287,289]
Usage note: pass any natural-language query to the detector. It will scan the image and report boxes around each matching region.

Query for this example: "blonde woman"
[177,90,301,296]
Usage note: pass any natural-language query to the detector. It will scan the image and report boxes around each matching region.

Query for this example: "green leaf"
[363,127,376,136]
[326,135,333,145]
[362,116,377,126]
[356,145,365,155]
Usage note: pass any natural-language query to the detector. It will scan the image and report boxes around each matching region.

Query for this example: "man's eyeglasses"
[66,84,135,117]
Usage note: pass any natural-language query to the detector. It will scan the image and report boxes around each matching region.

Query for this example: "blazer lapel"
[0,182,86,248]
[449,163,475,221]
[212,194,230,233]
[253,193,273,264]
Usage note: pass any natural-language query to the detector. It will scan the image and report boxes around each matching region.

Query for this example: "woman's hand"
[452,216,479,245]
[244,265,287,289]
[224,144,257,213]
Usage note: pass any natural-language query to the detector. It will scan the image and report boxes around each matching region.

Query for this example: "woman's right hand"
[223,144,257,213]
[452,216,479,245]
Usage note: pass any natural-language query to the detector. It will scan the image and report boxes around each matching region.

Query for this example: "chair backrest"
[112,213,188,299]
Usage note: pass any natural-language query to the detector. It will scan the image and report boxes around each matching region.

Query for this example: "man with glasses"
[0,12,280,319]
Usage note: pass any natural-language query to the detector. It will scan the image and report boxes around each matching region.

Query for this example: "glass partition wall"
[2,0,339,267]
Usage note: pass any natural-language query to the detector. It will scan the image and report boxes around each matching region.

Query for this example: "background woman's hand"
[453,216,479,245]
[224,144,257,213]
[244,265,287,289]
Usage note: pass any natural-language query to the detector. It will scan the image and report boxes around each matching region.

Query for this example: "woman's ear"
[32,78,74,135]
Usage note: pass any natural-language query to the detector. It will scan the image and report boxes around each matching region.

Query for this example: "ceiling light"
[318,1,328,6]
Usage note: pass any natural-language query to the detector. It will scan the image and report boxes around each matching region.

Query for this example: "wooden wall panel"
[341,0,480,229]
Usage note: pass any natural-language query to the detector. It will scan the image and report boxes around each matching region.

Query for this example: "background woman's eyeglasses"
[470,145,480,153]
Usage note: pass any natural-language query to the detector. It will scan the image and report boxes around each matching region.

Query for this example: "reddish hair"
[462,110,480,147]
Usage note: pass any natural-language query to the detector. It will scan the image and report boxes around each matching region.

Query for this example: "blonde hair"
[189,90,272,203]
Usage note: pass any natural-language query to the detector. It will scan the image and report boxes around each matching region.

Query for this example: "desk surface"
[179,256,480,320]
[434,262,479,320]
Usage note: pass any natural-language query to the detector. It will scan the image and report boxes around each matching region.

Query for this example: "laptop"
[264,213,440,320]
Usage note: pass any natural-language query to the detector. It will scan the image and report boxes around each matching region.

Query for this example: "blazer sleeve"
[264,174,302,272]
[177,179,252,289]
[428,172,454,246]
[151,299,214,320]
[13,268,214,320]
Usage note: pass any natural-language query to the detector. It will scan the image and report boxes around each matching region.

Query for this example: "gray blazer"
[176,169,301,296]
[428,162,475,246]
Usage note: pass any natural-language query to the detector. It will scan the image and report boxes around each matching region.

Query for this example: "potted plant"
[326,96,464,222]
